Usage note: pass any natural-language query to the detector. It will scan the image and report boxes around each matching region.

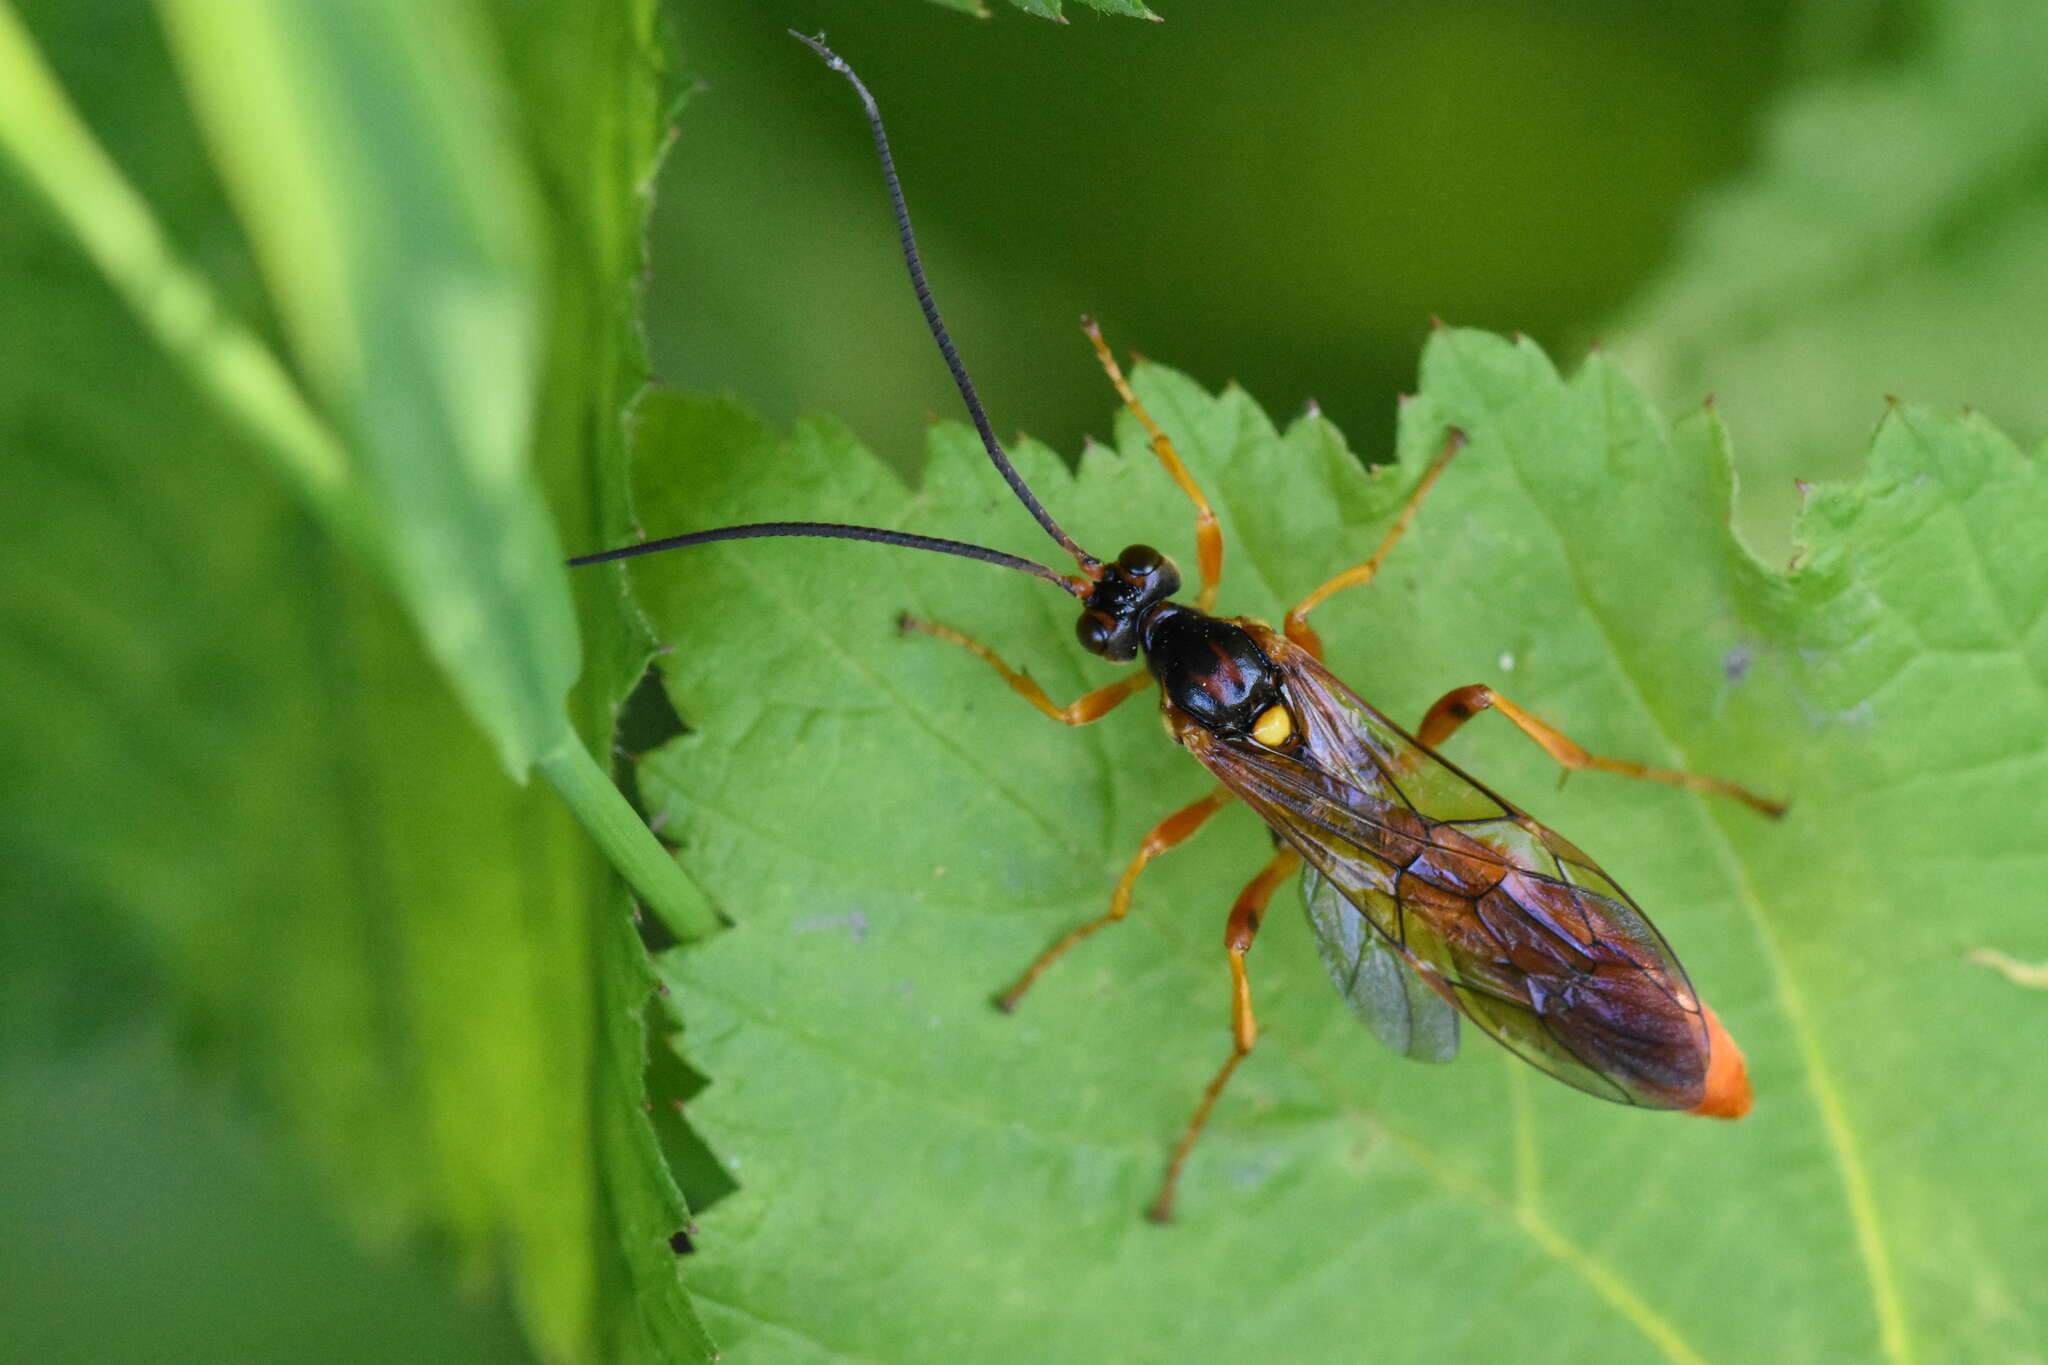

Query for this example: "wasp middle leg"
[996,786,1233,1012]
[1283,427,1465,659]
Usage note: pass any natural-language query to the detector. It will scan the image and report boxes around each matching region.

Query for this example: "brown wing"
[1176,620,1720,1112]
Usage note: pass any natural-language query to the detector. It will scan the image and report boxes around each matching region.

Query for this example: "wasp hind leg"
[996,786,1232,1012]
[900,613,1150,723]
[1417,684,1787,819]
[1149,846,1301,1223]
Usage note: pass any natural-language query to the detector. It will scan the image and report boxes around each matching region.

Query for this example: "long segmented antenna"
[568,521,1088,597]
[564,37,1099,591]
[792,31,1098,575]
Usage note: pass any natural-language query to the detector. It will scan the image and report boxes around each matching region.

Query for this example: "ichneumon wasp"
[573,32,1785,1222]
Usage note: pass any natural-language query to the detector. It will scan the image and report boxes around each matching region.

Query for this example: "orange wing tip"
[1686,1004,1753,1119]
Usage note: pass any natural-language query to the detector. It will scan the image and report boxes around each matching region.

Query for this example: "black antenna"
[568,521,1087,597]
[792,31,1098,574]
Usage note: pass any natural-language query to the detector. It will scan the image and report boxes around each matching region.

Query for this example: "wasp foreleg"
[901,613,1151,723]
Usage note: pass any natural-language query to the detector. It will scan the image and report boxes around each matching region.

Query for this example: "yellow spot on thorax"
[1251,704,1294,748]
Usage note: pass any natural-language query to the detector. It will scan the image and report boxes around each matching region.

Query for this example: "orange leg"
[1417,684,1787,819]
[1149,846,1301,1223]
[996,787,1232,1011]
[1083,318,1224,613]
[1283,428,1466,659]
[901,613,1151,724]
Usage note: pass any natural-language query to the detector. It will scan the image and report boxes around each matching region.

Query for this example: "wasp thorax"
[1141,609,1286,737]
[1075,544,1182,662]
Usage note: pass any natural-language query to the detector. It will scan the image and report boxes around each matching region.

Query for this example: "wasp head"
[1074,544,1181,662]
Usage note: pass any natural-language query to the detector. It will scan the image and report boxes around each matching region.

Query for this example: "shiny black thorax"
[1075,544,1285,739]
[1141,606,1285,738]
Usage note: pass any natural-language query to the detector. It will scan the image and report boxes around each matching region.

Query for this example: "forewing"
[1303,864,1459,1063]
[1179,622,1712,1111]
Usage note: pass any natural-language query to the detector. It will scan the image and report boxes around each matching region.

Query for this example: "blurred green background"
[658,0,1793,521]
[6,0,2045,1360]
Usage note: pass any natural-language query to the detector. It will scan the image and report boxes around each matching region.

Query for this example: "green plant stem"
[0,1,359,535]
[538,738,721,944]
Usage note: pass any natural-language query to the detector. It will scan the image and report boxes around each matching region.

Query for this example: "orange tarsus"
[1686,1005,1752,1120]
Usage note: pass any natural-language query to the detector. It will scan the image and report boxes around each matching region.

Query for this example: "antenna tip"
[789,30,843,68]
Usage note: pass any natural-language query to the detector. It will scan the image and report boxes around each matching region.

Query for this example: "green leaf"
[153,0,576,777]
[1612,0,2048,559]
[0,4,711,1360]
[0,1026,534,1363]
[0,0,711,937]
[630,329,2044,1362]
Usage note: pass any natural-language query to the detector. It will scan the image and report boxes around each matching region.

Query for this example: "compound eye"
[1117,544,1165,577]
[1075,612,1116,655]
